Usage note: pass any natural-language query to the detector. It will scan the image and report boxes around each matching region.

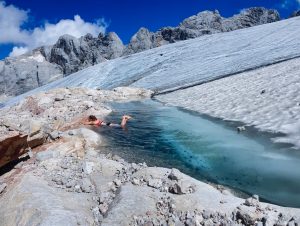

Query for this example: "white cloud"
[9,46,29,57]
[0,1,29,43]
[0,1,108,57]
[29,15,107,49]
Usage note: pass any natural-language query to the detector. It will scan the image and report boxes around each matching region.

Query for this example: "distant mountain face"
[290,10,300,18]
[0,7,280,98]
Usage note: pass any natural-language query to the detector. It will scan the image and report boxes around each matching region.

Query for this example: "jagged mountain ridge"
[0,7,279,98]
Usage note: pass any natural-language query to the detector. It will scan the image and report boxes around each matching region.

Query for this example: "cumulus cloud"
[0,1,107,57]
[0,1,29,43]
[9,46,29,57]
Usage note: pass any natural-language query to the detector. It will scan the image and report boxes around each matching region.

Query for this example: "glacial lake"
[93,99,300,208]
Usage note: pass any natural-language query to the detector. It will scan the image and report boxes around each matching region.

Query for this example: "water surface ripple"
[94,100,300,207]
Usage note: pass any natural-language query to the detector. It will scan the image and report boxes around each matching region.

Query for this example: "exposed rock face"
[124,7,280,53]
[0,50,63,96]
[49,32,124,74]
[290,10,300,18]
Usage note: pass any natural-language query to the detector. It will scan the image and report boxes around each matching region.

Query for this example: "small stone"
[147,178,163,189]
[256,222,264,226]
[99,203,109,214]
[80,178,93,193]
[203,219,214,226]
[110,185,117,192]
[168,168,182,181]
[54,96,64,101]
[168,181,195,194]
[0,183,7,194]
[237,126,246,133]
[74,184,81,192]
[244,197,259,206]
[66,181,75,188]
[221,189,231,195]
[113,179,122,187]
[252,194,259,201]
[194,214,204,226]
[236,205,263,225]
[36,150,58,161]
[132,178,140,185]
[169,183,183,194]
[202,210,214,219]
[92,207,103,222]
[49,130,61,140]
[82,161,94,174]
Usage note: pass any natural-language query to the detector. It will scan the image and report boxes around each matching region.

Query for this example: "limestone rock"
[0,132,28,168]
[236,205,264,225]
[36,150,59,162]
[123,28,157,55]
[0,50,63,97]
[147,178,163,189]
[168,168,182,181]
[0,183,7,194]
[244,196,260,207]
[290,10,300,18]
[126,7,279,53]
[49,33,124,75]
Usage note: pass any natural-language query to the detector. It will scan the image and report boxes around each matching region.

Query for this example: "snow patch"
[28,54,45,63]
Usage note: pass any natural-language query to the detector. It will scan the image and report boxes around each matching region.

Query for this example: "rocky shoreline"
[0,87,300,226]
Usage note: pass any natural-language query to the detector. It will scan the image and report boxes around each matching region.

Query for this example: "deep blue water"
[94,99,300,208]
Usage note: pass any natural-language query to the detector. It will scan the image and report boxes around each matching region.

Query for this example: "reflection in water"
[94,100,300,207]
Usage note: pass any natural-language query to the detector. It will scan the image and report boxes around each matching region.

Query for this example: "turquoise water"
[94,100,300,207]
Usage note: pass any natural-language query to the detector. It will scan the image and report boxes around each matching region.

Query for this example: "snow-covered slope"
[5,16,300,104]
[3,17,300,148]
[157,57,300,148]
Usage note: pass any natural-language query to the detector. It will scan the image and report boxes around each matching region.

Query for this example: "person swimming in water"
[83,115,132,128]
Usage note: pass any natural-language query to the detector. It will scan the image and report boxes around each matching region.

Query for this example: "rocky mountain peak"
[290,10,300,18]
[223,7,280,31]
[123,27,155,55]
[180,10,223,31]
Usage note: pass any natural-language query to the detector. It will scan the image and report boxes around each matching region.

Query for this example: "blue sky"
[0,0,299,59]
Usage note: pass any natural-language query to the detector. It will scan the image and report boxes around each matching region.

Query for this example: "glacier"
[4,16,300,147]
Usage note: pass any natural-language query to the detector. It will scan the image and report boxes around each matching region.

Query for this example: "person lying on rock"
[83,115,132,128]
